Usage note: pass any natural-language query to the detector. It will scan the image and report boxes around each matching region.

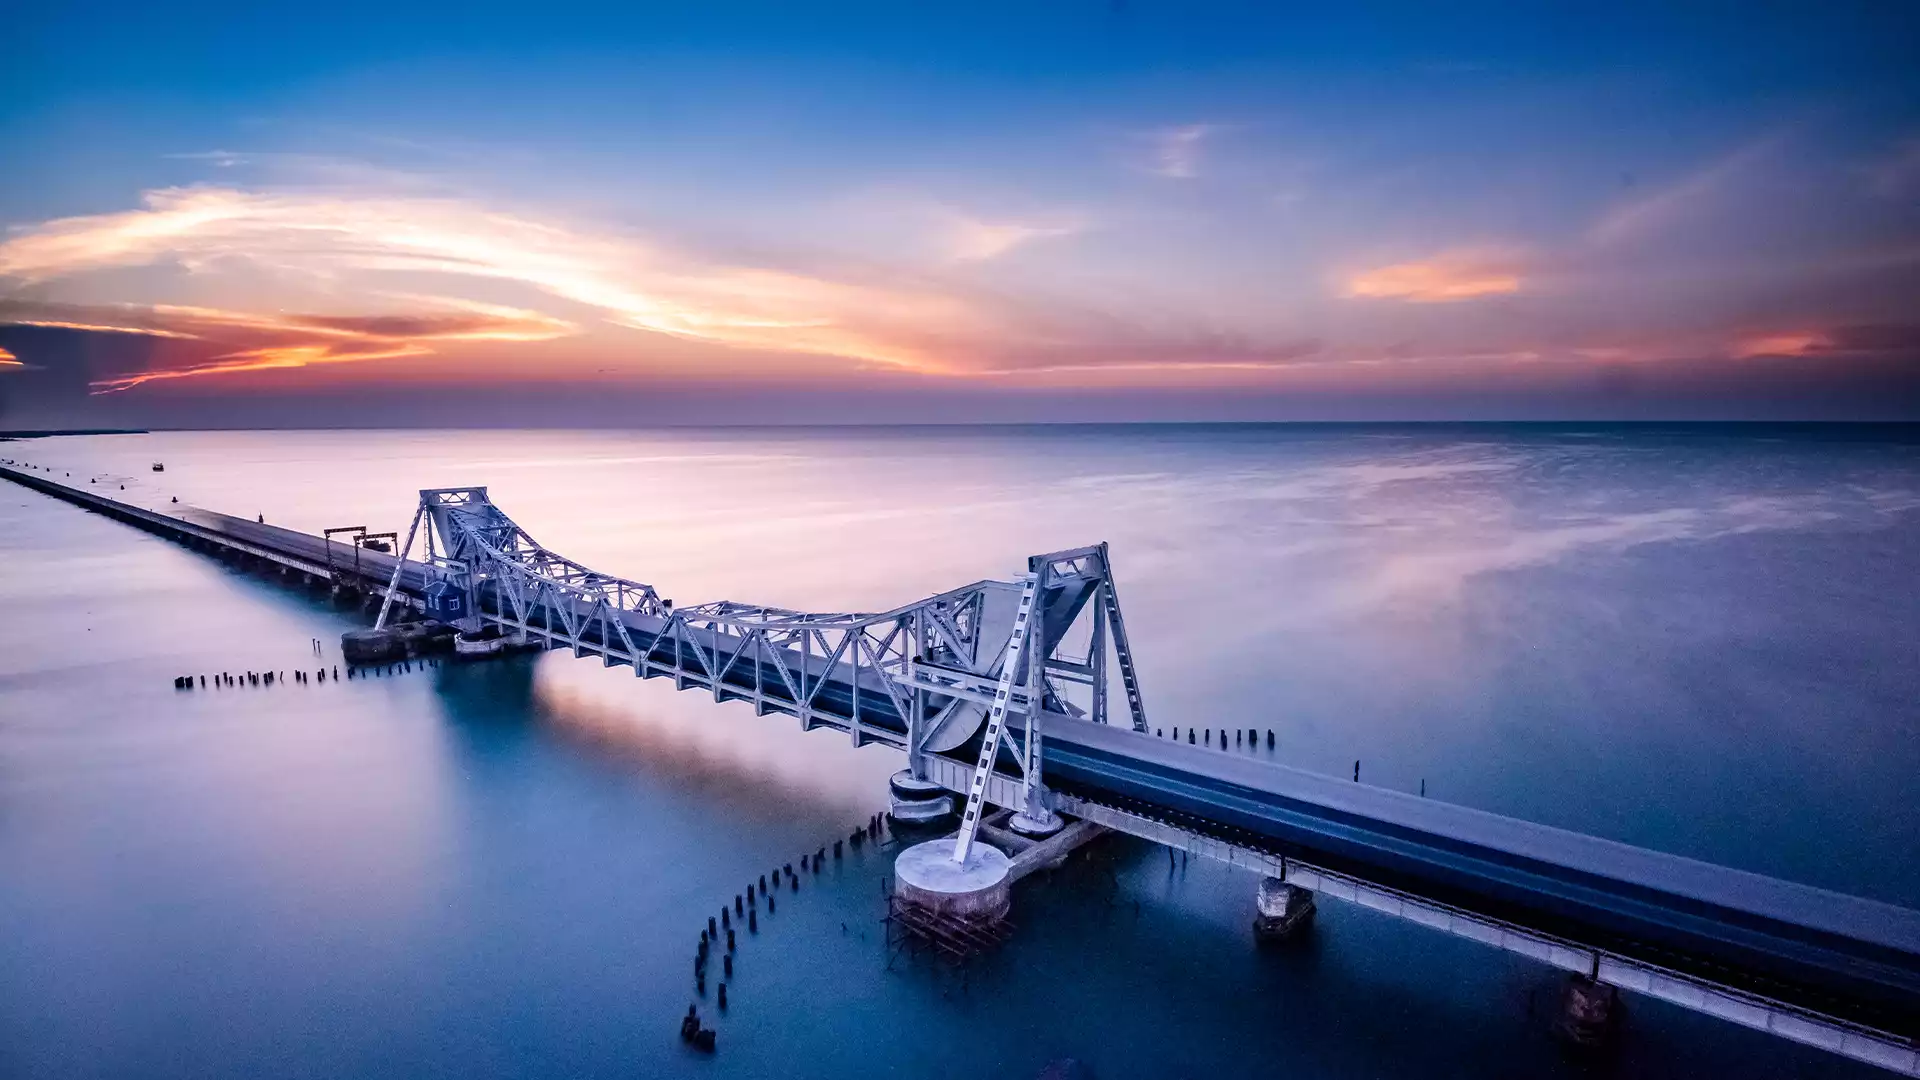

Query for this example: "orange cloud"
[1344,250,1524,302]
[92,342,435,392]
[0,346,20,368]
[149,301,575,345]
[0,299,579,393]
[0,186,987,375]
[1731,330,1830,359]
[0,184,1327,384]
[2,318,198,338]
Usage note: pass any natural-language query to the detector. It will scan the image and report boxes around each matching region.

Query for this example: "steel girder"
[398,486,1151,815]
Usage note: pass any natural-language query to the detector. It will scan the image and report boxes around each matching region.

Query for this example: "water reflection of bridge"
[5,463,1917,1077]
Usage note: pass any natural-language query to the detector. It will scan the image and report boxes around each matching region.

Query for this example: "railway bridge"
[5,465,1918,1076]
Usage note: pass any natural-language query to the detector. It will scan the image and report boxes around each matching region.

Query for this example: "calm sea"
[3,424,1917,1079]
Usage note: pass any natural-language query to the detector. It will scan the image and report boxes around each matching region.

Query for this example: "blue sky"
[2,2,1917,424]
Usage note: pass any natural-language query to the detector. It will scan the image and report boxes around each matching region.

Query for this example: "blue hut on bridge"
[423,579,467,623]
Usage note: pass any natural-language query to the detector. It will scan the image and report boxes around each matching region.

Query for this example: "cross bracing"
[388,487,1150,805]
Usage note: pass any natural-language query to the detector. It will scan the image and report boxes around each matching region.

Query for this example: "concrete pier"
[1008,807,1065,839]
[453,625,511,658]
[891,807,1104,924]
[893,839,1011,921]
[887,770,954,825]
[1252,875,1316,942]
[1554,974,1620,1048]
[1003,818,1104,882]
[341,621,456,664]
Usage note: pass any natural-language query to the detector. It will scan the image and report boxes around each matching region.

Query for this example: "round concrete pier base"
[888,770,945,800]
[887,771,954,825]
[889,792,954,824]
[1008,808,1064,838]
[893,839,1011,921]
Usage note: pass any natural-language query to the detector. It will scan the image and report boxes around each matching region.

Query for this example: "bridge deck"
[1045,721,1920,1031]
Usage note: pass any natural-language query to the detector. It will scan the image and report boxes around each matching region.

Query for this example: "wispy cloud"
[1862,136,1920,198]
[1586,134,1783,247]
[96,342,433,392]
[156,300,576,344]
[163,149,247,169]
[1,317,199,338]
[0,183,1322,388]
[1344,248,1525,303]
[1,298,577,392]
[1143,124,1217,179]
[0,345,21,368]
[0,185,990,375]
[971,335,1323,377]
[1731,329,1829,359]
[946,215,1075,261]
[1729,323,1920,361]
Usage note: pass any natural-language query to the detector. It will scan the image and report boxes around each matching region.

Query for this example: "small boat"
[151,462,164,472]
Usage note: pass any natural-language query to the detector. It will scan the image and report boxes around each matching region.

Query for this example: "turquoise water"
[2,424,1917,1078]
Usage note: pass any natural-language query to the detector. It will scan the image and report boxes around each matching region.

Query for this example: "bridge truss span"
[388,486,1153,807]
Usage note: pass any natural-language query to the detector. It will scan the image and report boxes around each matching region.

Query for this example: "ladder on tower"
[1102,572,1149,732]
[951,572,1040,864]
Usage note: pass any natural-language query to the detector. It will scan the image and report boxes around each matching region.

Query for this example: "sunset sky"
[2,2,1917,425]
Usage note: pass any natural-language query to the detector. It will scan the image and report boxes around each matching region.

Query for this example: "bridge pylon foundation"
[893,839,1011,922]
[1554,974,1620,1049]
[1008,807,1064,839]
[888,771,954,825]
[341,621,455,665]
[1253,876,1316,942]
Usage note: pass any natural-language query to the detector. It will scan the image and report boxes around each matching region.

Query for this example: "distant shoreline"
[0,421,1916,434]
[0,428,150,439]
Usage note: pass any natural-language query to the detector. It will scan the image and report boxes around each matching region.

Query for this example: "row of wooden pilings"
[681,812,891,1054]
[169,657,446,691]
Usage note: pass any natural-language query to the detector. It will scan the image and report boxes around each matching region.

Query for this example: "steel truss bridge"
[379,486,1149,829]
[6,467,1919,1077]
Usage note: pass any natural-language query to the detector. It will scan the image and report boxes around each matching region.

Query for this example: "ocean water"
[2,423,1916,1080]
